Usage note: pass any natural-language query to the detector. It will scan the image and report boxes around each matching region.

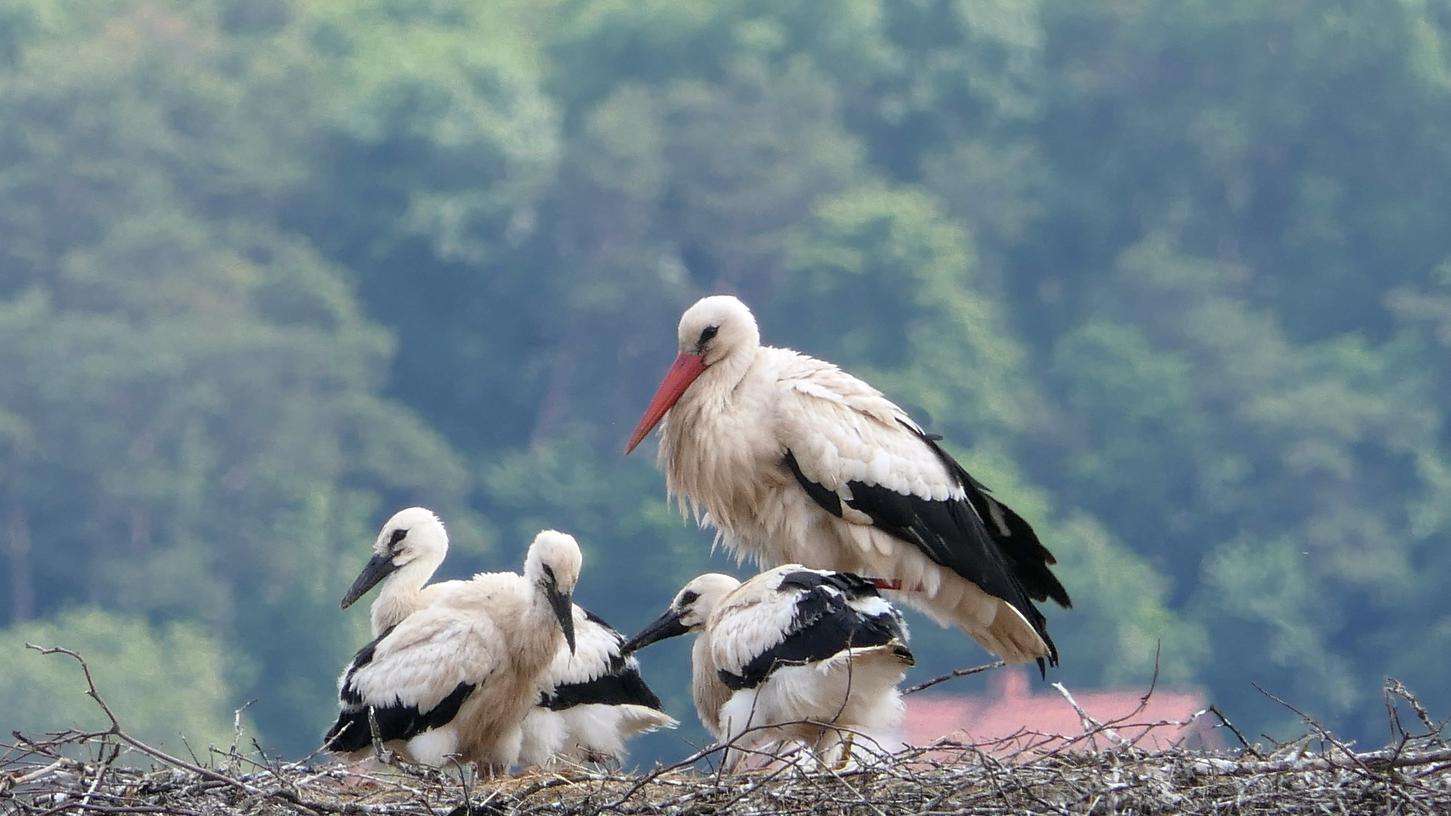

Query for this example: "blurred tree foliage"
[2,0,1449,759]
[0,608,238,752]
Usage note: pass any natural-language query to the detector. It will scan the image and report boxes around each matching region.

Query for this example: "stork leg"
[834,732,856,770]
[810,728,856,771]
[721,744,744,774]
[476,761,509,780]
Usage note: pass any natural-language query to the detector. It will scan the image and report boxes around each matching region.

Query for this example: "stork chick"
[625,295,1071,670]
[519,605,678,767]
[340,507,467,637]
[624,565,914,771]
[324,530,582,773]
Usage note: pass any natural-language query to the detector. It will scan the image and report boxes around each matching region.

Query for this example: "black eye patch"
[678,590,700,607]
[697,325,719,346]
[543,564,557,582]
[388,528,408,547]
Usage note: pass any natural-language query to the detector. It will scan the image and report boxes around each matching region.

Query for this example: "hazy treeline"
[3,0,1450,760]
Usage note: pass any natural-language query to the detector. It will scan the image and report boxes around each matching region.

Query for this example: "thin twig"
[9,657,1451,816]
[1209,704,1261,758]
[902,661,1004,696]
[24,644,324,815]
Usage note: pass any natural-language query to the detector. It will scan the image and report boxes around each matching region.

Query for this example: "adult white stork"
[340,507,468,638]
[323,530,581,773]
[625,295,1071,669]
[623,565,914,770]
[518,605,678,767]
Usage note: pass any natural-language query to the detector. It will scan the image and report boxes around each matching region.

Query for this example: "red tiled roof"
[903,668,1217,757]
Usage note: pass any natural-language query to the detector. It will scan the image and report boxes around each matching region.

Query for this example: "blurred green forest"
[3,0,1451,763]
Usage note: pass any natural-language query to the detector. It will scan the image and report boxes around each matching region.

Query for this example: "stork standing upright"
[625,295,1071,669]
[324,530,581,773]
[623,564,914,770]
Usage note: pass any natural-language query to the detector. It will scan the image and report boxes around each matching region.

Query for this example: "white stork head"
[624,295,760,454]
[524,530,584,654]
[620,573,742,652]
[340,507,448,609]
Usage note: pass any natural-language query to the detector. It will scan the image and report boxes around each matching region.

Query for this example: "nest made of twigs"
[4,646,1450,815]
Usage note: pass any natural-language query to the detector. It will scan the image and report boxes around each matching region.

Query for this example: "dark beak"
[340,552,398,609]
[547,581,576,654]
[621,608,690,654]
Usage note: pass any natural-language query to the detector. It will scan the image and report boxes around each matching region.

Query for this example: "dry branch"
[4,645,1450,815]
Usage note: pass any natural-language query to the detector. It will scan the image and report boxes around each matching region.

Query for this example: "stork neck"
[367,554,444,635]
[691,634,723,737]
[681,347,755,413]
[518,585,566,670]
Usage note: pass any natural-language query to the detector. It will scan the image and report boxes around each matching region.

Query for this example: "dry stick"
[605,741,728,807]
[1386,679,1448,748]
[265,756,315,808]
[1065,649,1163,752]
[607,709,884,811]
[1209,704,1261,757]
[77,748,113,813]
[24,644,325,816]
[53,801,200,807]
[13,671,1451,815]
[710,748,809,813]
[825,644,859,767]
[1051,682,1124,749]
[222,699,257,775]
[1189,746,1451,775]
[11,756,69,785]
[902,660,1004,696]
[813,756,891,816]
[1253,682,1378,777]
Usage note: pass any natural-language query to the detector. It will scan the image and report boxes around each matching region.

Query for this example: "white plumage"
[324,530,581,773]
[518,605,678,767]
[623,565,914,770]
[339,507,471,638]
[625,295,1071,667]
[339,509,673,767]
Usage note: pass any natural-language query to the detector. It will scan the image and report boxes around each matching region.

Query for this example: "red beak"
[625,352,707,454]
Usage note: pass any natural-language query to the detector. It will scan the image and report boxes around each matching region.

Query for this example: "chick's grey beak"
[341,552,398,609]
[548,582,576,654]
[621,608,689,654]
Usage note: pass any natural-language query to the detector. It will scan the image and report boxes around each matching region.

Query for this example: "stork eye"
[697,325,719,347]
[542,564,557,583]
[388,528,408,548]
[679,590,700,607]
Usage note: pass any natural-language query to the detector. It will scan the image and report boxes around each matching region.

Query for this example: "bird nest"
[4,647,1450,815]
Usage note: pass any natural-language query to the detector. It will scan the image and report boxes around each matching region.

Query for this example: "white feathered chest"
[658,355,793,544]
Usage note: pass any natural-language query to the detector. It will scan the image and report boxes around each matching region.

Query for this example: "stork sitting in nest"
[624,564,914,770]
[338,510,674,767]
[324,530,580,773]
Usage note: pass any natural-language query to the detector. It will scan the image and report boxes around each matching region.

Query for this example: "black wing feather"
[719,571,913,691]
[784,451,842,516]
[541,606,667,712]
[934,438,1071,609]
[783,422,1068,672]
[542,654,665,711]
[776,568,877,597]
[324,625,478,752]
[325,681,475,752]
